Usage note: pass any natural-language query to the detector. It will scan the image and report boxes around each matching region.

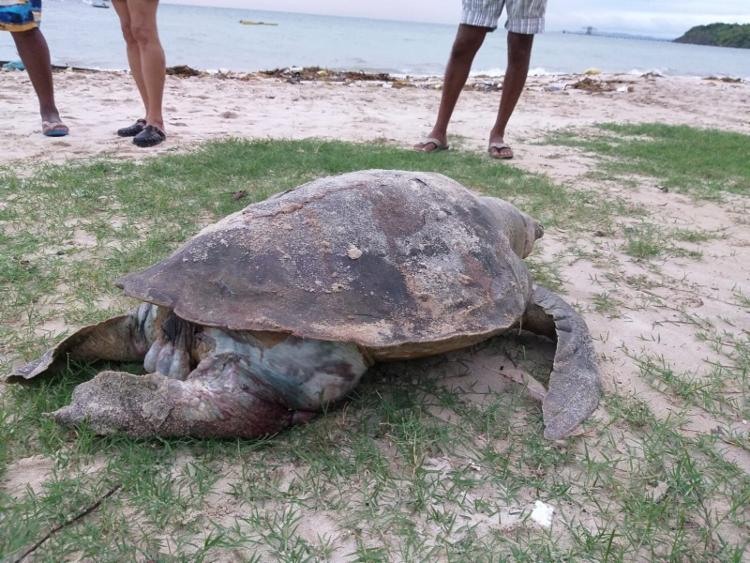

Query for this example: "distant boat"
[239,20,278,26]
[90,0,110,8]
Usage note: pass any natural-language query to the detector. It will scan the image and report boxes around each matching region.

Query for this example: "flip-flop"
[133,124,166,148]
[42,121,69,138]
[415,137,449,153]
[488,142,513,160]
[117,119,147,137]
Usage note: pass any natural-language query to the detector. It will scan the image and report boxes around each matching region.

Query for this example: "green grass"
[671,227,723,244]
[549,123,750,200]
[592,291,622,317]
[1,138,749,561]
[623,223,665,260]
[621,222,704,261]
[633,353,745,419]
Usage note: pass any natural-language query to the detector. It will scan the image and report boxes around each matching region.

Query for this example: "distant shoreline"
[1,62,746,82]
[561,30,672,42]
[674,22,750,49]
[4,3,750,81]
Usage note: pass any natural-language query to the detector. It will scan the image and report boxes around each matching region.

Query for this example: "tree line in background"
[674,23,750,49]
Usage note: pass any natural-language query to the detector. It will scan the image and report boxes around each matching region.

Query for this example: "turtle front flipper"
[51,353,311,438]
[522,286,602,440]
[6,304,157,383]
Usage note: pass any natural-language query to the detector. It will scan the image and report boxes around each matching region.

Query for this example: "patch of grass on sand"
[632,353,745,419]
[550,123,750,200]
[1,140,748,561]
[671,227,723,244]
[525,255,565,293]
[623,223,664,260]
[732,287,750,309]
[623,222,704,261]
[592,291,622,317]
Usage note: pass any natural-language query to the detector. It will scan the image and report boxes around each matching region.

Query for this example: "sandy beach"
[2,67,749,559]
[2,68,748,166]
[3,66,748,457]
[3,67,750,456]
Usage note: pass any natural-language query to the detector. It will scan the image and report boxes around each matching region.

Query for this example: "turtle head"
[481,197,543,258]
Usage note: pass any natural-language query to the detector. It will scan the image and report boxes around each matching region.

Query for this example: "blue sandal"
[42,121,69,137]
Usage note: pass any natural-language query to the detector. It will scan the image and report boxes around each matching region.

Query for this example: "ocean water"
[1,0,748,78]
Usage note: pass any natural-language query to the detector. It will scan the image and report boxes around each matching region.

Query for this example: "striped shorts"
[0,0,41,32]
[461,0,547,34]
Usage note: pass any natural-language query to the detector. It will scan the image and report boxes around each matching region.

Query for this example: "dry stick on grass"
[11,484,122,563]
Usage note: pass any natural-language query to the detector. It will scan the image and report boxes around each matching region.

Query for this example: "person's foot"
[488,139,514,160]
[42,120,69,137]
[41,110,69,137]
[414,135,449,153]
[117,119,147,137]
[133,124,166,148]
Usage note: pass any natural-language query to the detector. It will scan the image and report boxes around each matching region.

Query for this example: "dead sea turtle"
[7,170,601,440]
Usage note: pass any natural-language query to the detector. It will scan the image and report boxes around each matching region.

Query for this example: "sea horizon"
[1,0,748,79]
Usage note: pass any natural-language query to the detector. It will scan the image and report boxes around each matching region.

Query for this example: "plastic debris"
[2,60,25,71]
[530,500,555,528]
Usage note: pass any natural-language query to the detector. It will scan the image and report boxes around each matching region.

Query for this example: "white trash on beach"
[545,82,567,92]
[530,500,555,528]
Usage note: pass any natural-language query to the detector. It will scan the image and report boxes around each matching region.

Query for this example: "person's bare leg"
[488,32,534,159]
[128,0,165,131]
[112,0,148,120]
[415,25,487,152]
[11,29,65,128]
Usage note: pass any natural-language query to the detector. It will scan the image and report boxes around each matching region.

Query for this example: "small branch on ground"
[11,484,122,563]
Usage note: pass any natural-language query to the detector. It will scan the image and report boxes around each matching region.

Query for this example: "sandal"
[488,142,514,160]
[414,136,449,153]
[42,121,69,137]
[133,124,166,148]
[117,119,147,137]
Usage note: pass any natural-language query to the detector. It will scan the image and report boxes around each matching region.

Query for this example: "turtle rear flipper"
[522,286,602,440]
[51,353,303,438]
[6,304,156,383]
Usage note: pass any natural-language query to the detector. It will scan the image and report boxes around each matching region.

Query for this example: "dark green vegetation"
[1,139,748,560]
[675,22,750,49]
[550,123,750,200]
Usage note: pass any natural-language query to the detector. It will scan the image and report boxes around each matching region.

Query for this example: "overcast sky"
[163,0,750,37]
